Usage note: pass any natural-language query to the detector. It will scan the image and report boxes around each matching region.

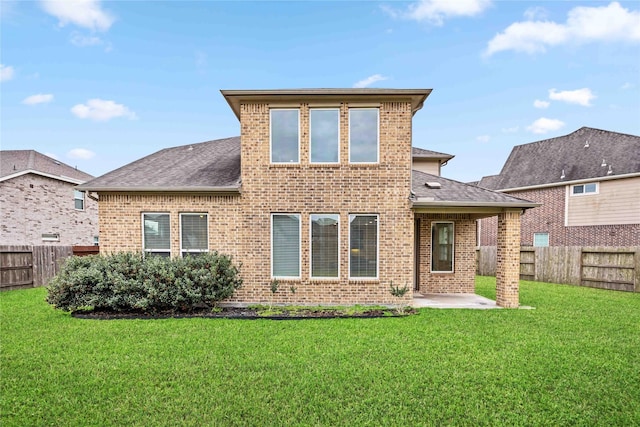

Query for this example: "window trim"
[309,108,340,164]
[348,213,379,280]
[571,182,598,196]
[270,108,300,164]
[533,232,550,247]
[309,213,340,280]
[348,108,380,164]
[142,212,171,257]
[271,213,302,280]
[430,221,455,274]
[74,190,85,211]
[42,233,60,242]
[179,213,209,257]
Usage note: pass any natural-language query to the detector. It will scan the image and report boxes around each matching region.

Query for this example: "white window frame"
[431,221,455,273]
[74,190,85,211]
[270,109,300,164]
[310,108,340,164]
[348,108,379,164]
[571,182,598,196]
[42,233,60,242]
[142,212,171,257]
[271,213,302,280]
[533,232,550,247]
[180,213,209,257]
[309,213,340,280]
[348,214,379,280]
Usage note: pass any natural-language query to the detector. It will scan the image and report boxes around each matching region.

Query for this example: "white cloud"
[44,152,59,160]
[485,2,640,56]
[70,31,103,46]
[533,99,550,109]
[382,0,491,26]
[67,148,96,160]
[71,98,137,121]
[524,6,548,21]
[40,0,115,31]
[501,126,519,133]
[476,135,490,143]
[0,64,15,82]
[526,117,565,134]
[621,82,635,90]
[353,74,388,88]
[22,93,54,105]
[549,88,596,106]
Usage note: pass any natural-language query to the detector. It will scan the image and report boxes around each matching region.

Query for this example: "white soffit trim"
[0,170,86,185]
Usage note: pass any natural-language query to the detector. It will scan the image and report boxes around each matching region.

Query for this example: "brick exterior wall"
[495,211,520,308]
[0,174,98,246]
[415,213,476,293]
[478,186,640,247]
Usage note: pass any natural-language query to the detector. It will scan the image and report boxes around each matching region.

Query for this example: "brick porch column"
[496,210,521,308]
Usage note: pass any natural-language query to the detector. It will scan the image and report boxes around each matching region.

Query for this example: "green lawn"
[2,277,639,426]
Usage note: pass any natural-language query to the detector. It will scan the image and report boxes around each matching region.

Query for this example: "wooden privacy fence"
[476,246,640,292]
[0,245,99,291]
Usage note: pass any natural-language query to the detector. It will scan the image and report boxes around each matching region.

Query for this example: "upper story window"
[270,109,299,164]
[349,108,379,163]
[74,190,85,210]
[143,213,171,258]
[571,183,598,195]
[310,109,339,164]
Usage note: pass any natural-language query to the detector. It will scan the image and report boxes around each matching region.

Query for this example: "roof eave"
[496,172,640,192]
[76,185,241,193]
[411,200,540,209]
[0,169,87,185]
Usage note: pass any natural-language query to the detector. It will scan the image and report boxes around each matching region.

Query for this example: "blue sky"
[2,0,639,182]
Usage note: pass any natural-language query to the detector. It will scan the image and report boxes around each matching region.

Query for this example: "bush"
[46,252,242,312]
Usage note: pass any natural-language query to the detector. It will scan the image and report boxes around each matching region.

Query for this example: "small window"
[143,213,171,257]
[310,109,340,163]
[180,214,208,257]
[349,108,379,163]
[310,214,339,278]
[572,183,597,195]
[270,109,300,163]
[533,232,549,247]
[349,214,378,279]
[431,222,454,273]
[93,236,99,246]
[42,233,60,242]
[74,190,85,210]
[272,214,301,278]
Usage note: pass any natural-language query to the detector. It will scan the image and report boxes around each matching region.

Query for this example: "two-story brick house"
[78,89,537,307]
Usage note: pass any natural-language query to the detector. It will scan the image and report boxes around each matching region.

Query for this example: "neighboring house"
[0,150,98,246]
[477,127,640,247]
[78,88,536,307]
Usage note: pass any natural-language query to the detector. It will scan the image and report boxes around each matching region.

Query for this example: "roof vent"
[425,182,441,189]
[560,169,566,179]
[187,146,194,151]
[601,158,607,167]
[584,140,590,148]
[607,165,613,175]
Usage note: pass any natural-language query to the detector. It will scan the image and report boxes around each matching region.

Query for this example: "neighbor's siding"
[567,176,640,226]
[0,174,98,246]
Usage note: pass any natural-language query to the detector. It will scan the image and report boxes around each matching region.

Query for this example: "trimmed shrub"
[46,252,242,312]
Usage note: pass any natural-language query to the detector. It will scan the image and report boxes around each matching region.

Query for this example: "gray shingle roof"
[77,137,241,192]
[478,127,640,190]
[412,170,537,207]
[0,150,94,182]
[412,147,454,160]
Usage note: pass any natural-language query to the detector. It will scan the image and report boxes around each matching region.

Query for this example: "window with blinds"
[143,213,171,257]
[310,213,339,278]
[74,190,85,210]
[349,214,378,279]
[181,213,208,257]
[272,214,301,278]
[431,222,454,272]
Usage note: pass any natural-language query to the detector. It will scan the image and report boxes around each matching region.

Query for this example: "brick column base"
[496,211,521,308]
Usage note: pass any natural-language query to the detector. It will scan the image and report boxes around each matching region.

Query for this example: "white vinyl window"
[431,222,454,273]
[571,183,598,195]
[74,190,85,210]
[310,109,340,164]
[349,214,378,279]
[42,233,60,242]
[271,214,301,278]
[310,214,339,279]
[533,232,549,247]
[143,213,171,258]
[180,213,208,257]
[349,108,379,163]
[270,109,300,164]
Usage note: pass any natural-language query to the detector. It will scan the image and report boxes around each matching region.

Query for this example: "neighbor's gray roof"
[478,127,640,190]
[412,170,538,208]
[77,137,241,192]
[0,150,93,183]
[412,147,454,161]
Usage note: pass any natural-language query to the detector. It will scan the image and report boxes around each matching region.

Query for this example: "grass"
[2,277,639,426]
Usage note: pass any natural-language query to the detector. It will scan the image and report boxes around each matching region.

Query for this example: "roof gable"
[0,150,94,183]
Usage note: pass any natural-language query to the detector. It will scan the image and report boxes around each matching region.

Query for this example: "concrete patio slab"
[413,293,500,309]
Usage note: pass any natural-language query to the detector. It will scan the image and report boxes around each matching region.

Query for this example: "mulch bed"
[71,306,417,320]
